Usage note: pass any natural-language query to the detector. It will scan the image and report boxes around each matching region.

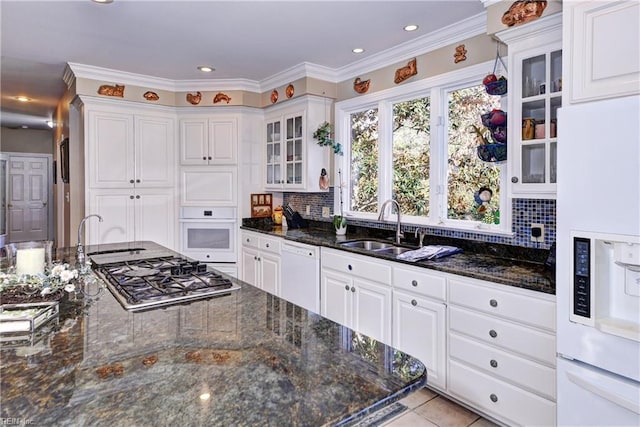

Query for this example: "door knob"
[42,201,47,206]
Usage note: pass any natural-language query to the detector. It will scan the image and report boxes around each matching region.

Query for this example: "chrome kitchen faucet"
[378,199,404,245]
[76,214,103,265]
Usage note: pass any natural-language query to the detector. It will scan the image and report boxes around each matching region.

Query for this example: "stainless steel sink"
[375,246,414,256]
[339,240,394,250]
[339,239,415,257]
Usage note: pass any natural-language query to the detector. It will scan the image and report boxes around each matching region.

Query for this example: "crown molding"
[67,62,261,92]
[259,62,338,90]
[480,0,502,7]
[63,64,76,90]
[334,11,487,82]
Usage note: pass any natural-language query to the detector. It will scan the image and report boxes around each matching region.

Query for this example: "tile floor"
[381,388,500,427]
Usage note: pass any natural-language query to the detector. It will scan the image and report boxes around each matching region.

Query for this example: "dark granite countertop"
[0,244,426,426]
[241,220,555,295]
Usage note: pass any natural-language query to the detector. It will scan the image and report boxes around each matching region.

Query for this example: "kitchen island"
[0,243,426,426]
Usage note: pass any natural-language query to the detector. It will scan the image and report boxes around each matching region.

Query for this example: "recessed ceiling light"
[404,24,419,32]
[92,0,114,4]
[352,48,364,54]
[15,96,31,102]
[197,66,215,73]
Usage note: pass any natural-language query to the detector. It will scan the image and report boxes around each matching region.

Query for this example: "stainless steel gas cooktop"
[94,255,240,312]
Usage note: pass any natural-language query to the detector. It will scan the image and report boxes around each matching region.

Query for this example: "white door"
[135,189,175,249]
[320,270,352,327]
[352,278,392,344]
[7,156,49,242]
[241,247,259,287]
[260,252,280,296]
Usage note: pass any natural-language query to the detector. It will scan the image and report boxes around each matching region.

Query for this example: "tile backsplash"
[283,189,555,250]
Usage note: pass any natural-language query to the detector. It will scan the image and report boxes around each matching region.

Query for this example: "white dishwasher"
[280,241,320,314]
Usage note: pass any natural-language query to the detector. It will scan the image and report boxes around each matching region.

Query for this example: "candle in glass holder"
[16,248,45,275]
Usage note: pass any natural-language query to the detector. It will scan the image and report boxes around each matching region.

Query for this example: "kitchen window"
[336,62,510,234]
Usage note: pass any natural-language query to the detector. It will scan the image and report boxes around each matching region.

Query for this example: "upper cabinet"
[86,105,176,189]
[497,14,562,199]
[179,116,238,165]
[264,95,331,192]
[563,0,640,104]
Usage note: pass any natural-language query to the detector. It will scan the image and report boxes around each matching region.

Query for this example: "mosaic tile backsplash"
[283,189,555,250]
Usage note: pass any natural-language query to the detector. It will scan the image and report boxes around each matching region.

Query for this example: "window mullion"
[429,88,445,224]
[378,101,393,211]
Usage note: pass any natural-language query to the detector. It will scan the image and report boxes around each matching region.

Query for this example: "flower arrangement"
[0,262,94,304]
[334,169,347,235]
[313,122,343,155]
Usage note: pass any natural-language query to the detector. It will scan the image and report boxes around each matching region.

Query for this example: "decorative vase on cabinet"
[497,13,562,199]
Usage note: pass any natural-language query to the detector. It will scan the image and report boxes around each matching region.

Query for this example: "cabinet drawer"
[449,278,555,331]
[322,249,392,285]
[393,266,446,301]
[241,232,260,249]
[259,236,281,254]
[449,360,556,427]
[449,306,556,365]
[450,332,556,400]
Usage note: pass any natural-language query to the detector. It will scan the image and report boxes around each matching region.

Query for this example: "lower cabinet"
[392,290,446,390]
[447,276,557,426]
[320,248,392,345]
[240,231,281,295]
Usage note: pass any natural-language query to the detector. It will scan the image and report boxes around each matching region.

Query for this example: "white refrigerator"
[556,95,640,426]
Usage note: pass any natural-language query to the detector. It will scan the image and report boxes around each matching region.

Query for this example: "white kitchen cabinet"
[264,95,331,192]
[180,166,237,206]
[564,0,640,103]
[241,231,281,295]
[320,247,392,344]
[447,275,557,427]
[87,109,176,189]
[497,13,562,199]
[391,265,447,391]
[87,188,176,249]
[179,116,238,165]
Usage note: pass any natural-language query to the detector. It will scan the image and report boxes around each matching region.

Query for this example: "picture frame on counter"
[251,193,272,218]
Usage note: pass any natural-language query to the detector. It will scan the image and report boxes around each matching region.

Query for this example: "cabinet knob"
[490,394,498,403]
[411,299,418,306]
[348,264,352,271]
[206,254,210,258]
[208,156,212,160]
[411,280,418,287]
[511,176,519,183]
[202,157,207,160]
[130,179,134,184]
[136,195,140,199]
[136,179,140,183]
[345,285,350,291]
[129,195,134,199]
[490,299,498,307]
[350,287,356,293]
[489,329,498,338]
[246,238,250,242]
[266,243,270,248]
[490,359,498,368]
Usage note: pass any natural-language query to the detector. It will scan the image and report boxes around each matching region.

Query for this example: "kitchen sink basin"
[339,240,394,250]
[375,246,414,256]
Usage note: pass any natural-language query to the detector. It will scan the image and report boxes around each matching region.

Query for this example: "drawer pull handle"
[490,359,498,368]
[345,285,350,291]
[411,299,418,306]
[348,264,353,271]
[489,329,498,338]
[411,280,418,287]
[490,299,498,307]
[490,394,498,403]
[351,287,356,293]
[129,179,135,184]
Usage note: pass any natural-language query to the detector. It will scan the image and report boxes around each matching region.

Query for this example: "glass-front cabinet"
[498,13,562,198]
[264,95,331,192]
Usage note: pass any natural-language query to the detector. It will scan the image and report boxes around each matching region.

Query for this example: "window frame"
[334,60,513,236]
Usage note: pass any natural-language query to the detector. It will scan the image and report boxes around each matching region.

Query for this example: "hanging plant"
[313,122,343,155]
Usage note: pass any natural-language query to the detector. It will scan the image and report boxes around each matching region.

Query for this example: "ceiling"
[0,0,485,131]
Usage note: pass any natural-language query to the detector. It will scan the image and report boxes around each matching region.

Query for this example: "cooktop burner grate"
[95,256,240,311]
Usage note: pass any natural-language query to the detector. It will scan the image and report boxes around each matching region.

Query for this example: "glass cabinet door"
[520,49,561,185]
[284,115,303,185]
[266,120,281,185]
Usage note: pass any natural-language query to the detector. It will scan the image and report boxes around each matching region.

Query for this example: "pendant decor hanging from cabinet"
[483,44,508,96]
